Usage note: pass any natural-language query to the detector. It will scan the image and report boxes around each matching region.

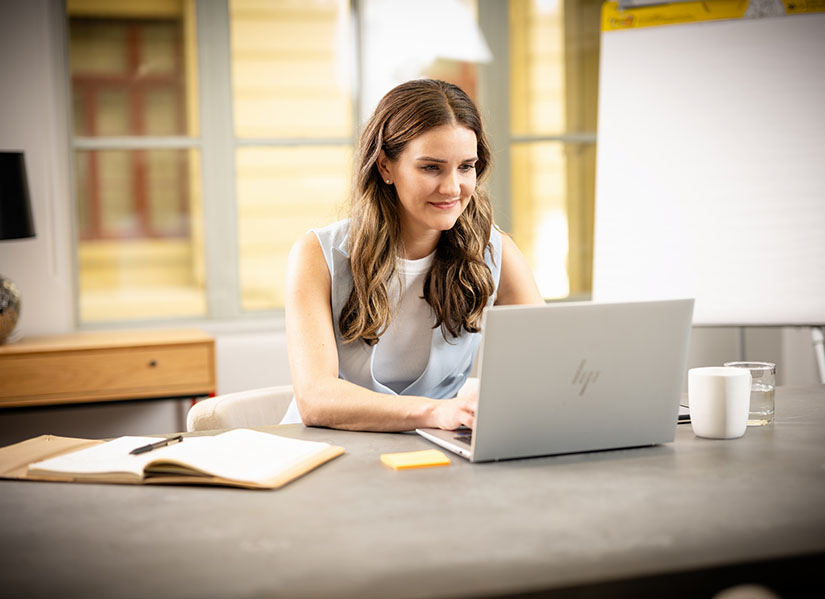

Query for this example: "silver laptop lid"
[465,299,693,462]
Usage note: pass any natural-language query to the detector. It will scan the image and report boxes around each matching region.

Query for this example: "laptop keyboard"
[454,432,473,445]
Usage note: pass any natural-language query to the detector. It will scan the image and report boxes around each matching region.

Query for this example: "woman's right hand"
[432,377,479,430]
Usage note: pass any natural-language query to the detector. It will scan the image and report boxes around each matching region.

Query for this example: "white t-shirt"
[372,252,436,394]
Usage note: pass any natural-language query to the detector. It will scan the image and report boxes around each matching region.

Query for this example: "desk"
[1,386,823,598]
[0,329,215,407]
[0,329,215,444]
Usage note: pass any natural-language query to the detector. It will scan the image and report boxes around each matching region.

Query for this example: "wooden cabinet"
[0,329,215,408]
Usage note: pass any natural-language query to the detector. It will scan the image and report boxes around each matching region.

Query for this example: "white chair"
[186,385,295,432]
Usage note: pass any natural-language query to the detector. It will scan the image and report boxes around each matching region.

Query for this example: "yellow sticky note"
[380,449,451,470]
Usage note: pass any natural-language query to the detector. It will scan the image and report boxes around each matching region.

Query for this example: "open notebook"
[20,429,344,490]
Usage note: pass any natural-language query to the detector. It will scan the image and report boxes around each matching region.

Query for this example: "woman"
[282,79,543,432]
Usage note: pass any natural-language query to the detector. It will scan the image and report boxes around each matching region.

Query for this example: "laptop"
[416,299,694,462]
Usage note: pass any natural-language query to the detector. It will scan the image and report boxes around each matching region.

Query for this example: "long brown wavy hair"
[340,79,495,346]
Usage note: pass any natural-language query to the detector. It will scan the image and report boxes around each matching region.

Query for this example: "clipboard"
[0,435,103,482]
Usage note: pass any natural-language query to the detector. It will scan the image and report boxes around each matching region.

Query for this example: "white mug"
[688,367,751,439]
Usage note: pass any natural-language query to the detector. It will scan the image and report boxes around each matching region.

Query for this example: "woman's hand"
[432,377,479,430]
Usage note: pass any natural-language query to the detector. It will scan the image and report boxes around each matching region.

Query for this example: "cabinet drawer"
[0,343,215,407]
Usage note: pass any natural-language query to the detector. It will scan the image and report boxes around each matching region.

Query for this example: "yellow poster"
[602,1,749,31]
[781,0,825,14]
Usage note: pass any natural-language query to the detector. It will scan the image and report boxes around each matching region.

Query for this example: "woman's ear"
[376,150,392,182]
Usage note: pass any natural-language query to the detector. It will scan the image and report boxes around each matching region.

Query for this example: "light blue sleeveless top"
[280,219,503,424]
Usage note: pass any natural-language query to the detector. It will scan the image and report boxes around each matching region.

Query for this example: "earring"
[385,179,391,184]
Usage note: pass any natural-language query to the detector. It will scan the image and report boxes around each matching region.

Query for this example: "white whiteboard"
[592,13,825,326]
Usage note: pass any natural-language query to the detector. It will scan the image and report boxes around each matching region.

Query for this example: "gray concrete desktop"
[1,386,823,599]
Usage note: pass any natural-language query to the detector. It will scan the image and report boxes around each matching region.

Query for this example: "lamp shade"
[0,152,35,240]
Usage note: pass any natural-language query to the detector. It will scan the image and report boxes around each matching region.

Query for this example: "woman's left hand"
[453,376,480,428]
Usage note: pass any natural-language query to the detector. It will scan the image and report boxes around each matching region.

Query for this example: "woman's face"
[379,124,478,254]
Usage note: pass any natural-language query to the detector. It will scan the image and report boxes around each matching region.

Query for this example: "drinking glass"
[723,361,776,426]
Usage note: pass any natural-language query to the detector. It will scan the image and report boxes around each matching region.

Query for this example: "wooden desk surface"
[0,329,213,355]
[0,385,823,598]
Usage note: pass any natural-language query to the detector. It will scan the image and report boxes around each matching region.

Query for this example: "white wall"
[0,2,818,443]
[0,0,75,337]
[685,326,819,388]
[203,322,292,394]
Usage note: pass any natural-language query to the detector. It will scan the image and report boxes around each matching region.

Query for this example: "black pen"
[129,435,183,455]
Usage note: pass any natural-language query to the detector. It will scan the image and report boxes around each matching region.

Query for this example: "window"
[509,0,601,300]
[68,0,204,322]
[68,0,600,324]
[230,0,353,310]
[72,18,189,240]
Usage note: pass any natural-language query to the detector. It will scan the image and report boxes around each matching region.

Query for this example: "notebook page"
[147,429,333,484]
[28,436,162,477]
